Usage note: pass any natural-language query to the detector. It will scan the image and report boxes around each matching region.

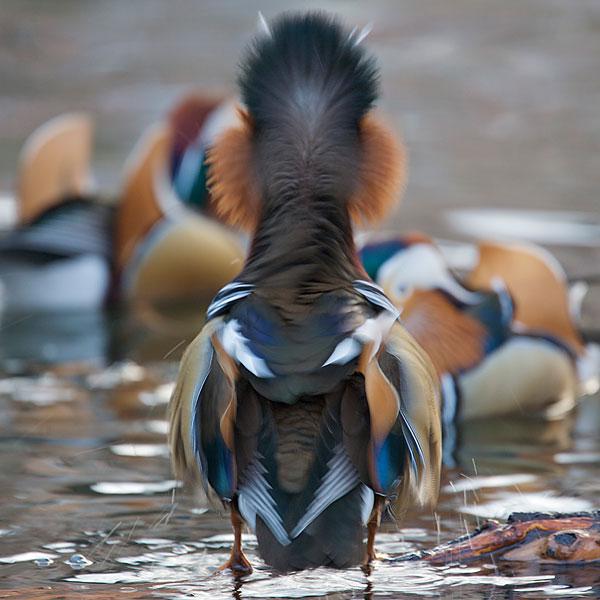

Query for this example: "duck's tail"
[234,379,373,570]
[208,12,406,231]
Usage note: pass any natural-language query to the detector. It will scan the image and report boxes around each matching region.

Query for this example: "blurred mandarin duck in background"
[169,12,441,573]
[0,96,244,314]
[359,235,599,439]
[114,117,243,307]
[0,113,112,311]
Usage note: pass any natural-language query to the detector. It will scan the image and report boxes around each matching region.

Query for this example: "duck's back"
[168,12,440,572]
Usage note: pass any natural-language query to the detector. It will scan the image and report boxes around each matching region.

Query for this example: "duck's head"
[361,233,482,307]
[358,233,423,280]
[168,93,240,213]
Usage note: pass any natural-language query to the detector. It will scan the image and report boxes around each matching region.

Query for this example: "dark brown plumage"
[169,11,440,574]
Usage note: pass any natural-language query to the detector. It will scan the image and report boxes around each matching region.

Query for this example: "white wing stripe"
[207,289,253,319]
[319,279,399,368]
[440,373,458,427]
[290,444,359,539]
[190,345,215,462]
[321,311,397,367]
[238,457,290,546]
[322,337,362,367]
[360,485,375,525]
[216,281,254,294]
[399,407,426,478]
[353,279,400,316]
[220,319,275,378]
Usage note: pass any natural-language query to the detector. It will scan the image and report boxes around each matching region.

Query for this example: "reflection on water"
[0,310,111,366]
[0,306,598,599]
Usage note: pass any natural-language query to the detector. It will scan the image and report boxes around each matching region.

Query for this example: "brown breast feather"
[401,289,487,376]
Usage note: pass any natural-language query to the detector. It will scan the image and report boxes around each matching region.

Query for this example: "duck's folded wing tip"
[168,318,229,486]
[383,323,442,509]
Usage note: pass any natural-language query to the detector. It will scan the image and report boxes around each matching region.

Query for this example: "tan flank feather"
[211,331,239,451]
[385,322,441,508]
[169,318,226,481]
[358,344,400,445]
[127,219,244,304]
[18,113,94,224]
[460,337,578,420]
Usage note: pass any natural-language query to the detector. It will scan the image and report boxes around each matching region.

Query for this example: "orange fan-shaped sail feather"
[466,241,584,356]
[18,113,94,224]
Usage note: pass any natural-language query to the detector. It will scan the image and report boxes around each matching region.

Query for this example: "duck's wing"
[168,316,236,500]
[17,113,94,225]
[364,321,441,507]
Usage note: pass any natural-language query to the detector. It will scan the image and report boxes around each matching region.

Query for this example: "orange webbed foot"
[361,547,379,575]
[219,549,253,577]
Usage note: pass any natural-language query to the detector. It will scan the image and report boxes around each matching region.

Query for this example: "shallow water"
[0,308,598,599]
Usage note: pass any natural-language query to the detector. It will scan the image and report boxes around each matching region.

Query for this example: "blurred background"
[1,0,599,235]
[0,1,599,598]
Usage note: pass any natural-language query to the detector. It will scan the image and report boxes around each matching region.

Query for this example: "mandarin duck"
[0,113,112,312]
[359,235,597,436]
[169,12,441,573]
[0,97,244,314]
[114,119,243,306]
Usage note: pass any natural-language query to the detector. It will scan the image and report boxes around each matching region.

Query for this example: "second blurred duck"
[0,96,245,313]
[114,112,243,306]
[360,235,598,430]
[0,113,111,311]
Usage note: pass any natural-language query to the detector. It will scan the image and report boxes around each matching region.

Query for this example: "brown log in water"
[404,512,600,565]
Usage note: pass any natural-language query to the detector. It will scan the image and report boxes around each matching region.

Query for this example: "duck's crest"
[207,12,406,231]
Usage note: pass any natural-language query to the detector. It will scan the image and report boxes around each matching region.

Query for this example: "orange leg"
[219,501,253,576]
[364,495,384,569]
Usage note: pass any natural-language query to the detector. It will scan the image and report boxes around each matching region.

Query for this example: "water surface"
[0,307,598,599]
